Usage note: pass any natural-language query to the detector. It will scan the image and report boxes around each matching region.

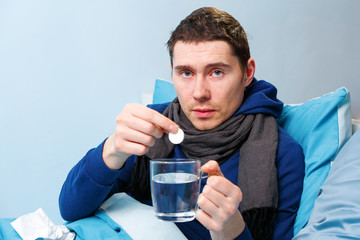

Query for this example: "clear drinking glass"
[150,158,202,222]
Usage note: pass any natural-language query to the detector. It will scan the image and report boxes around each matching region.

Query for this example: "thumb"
[201,160,224,177]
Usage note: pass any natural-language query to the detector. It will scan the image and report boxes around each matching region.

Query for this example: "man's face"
[171,40,253,130]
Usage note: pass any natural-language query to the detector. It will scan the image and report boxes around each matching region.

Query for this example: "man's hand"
[102,103,178,170]
[196,160,245,240]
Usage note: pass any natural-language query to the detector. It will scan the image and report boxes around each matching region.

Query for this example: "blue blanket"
[0,218,21,239]
[0,210,132,240]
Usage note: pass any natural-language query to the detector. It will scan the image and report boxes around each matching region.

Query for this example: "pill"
[168,128,184,144]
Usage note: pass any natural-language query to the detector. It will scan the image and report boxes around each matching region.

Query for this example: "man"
[59,7,304,240]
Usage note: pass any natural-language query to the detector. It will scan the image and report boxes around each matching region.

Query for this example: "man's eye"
[212,70,223,77]
[181,71,192,77]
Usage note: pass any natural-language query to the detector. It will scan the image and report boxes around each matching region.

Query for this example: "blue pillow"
[152,79,352,236]
[293,129,360,239]
[277,88,351,235]
[152,79,177,104]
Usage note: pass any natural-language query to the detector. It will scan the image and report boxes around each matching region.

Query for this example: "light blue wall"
[0,0,359,224]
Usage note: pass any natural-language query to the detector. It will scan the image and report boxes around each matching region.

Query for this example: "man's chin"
[191,119,220,131]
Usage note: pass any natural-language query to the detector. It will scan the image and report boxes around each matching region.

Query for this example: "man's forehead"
[172,40,239,69]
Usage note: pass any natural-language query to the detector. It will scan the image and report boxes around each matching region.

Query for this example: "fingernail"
[169,124,177,132]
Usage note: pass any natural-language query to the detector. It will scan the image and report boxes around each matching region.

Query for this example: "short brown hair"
[167,7,250,69]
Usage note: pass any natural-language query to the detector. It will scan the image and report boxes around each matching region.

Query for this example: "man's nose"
[192,77,210,101]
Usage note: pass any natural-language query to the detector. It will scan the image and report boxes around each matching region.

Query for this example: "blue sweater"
[59,79,305,239]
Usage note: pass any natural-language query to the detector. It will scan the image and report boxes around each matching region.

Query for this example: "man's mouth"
[193,108,216,118]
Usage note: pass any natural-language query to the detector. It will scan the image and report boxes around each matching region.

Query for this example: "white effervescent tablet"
[168,128,184,144]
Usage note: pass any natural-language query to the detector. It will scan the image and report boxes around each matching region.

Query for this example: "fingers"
[114,103,178,156]
[117,110,163,142]
[198,177,242,216]
[126,103,178,134]
[197,182,242,233]
[206,175,241,198]
[196,162,243,234]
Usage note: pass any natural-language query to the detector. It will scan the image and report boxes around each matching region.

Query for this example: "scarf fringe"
[242,207,277,240]
[127,155,152,200]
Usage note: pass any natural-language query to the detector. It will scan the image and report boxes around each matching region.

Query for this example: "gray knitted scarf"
[129,98,279,239]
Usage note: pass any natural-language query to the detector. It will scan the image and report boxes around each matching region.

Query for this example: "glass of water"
[150,158,202,222]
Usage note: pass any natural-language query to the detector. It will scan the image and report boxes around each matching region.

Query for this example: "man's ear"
[244,58,255,87]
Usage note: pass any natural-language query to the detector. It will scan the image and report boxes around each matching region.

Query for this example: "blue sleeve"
[235,225,253,240]
[272,127,305,239]
[59,139,135,221]
[59,103,169,222]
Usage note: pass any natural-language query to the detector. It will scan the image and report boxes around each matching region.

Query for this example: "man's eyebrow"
[206,62,231,69]
[173,65,195,72]
[173,62,231,71]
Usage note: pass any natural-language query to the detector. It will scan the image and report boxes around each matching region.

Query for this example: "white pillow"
[100,193,187,240]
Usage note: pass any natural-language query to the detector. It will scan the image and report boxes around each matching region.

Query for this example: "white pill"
[168,128,184,144]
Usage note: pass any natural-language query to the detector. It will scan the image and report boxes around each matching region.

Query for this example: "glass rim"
[150,158,200,164]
